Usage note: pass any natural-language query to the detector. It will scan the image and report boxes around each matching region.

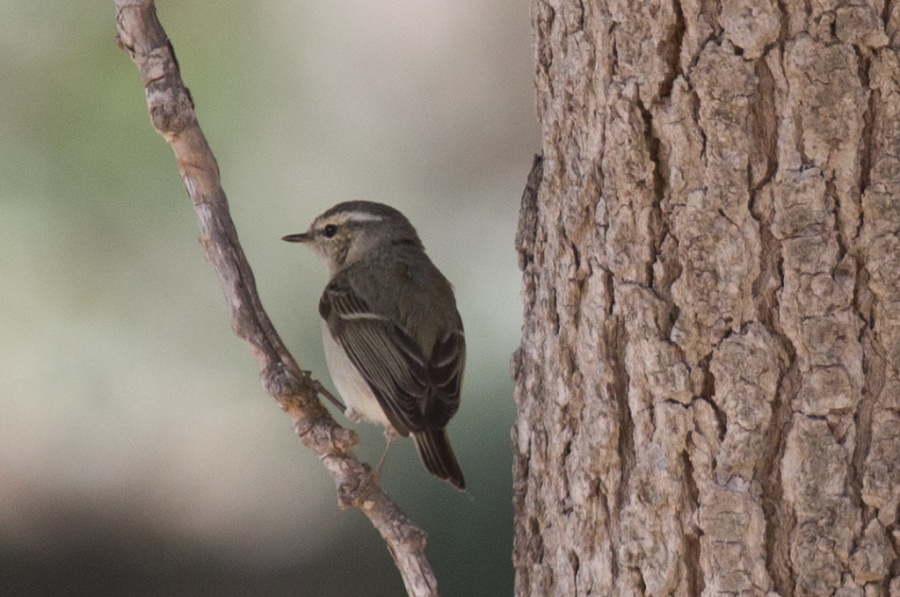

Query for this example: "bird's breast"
[321,324,394,431]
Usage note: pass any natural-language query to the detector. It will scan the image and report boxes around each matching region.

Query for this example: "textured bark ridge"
[514,1,900,595]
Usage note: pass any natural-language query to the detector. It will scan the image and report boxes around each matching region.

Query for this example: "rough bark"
[114,2,437,595]
[514,1,900,595]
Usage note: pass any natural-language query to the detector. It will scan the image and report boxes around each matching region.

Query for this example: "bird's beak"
[282,232,312,243]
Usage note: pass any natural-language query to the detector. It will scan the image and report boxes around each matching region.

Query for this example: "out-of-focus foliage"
[0,0,536,595]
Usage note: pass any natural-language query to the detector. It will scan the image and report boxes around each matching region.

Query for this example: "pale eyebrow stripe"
[316,211,385,231]
[340,212,386,224]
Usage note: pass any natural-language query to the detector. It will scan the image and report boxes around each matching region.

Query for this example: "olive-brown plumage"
[283,201,466,489]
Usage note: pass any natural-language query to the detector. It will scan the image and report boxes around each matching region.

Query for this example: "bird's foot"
[344,406,363,423]
[313,380,345,413]
[372,430,399,484]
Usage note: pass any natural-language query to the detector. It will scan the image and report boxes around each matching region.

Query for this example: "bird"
[283,201,466,489]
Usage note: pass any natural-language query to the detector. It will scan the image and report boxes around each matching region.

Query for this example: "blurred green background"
[0,1,536,595]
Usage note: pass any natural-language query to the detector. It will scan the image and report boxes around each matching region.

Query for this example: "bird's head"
[282,201,423,274]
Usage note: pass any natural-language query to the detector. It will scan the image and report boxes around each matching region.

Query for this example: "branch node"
[262,361,301,397]
[332,426,360,451]
[337,474,366,509]
[115,34,134,55]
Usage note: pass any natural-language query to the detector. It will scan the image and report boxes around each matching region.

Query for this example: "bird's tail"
[412,428,465,490]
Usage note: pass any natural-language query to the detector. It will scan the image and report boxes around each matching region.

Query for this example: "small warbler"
[283,201,466,489]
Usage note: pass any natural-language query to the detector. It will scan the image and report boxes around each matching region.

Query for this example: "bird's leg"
[372,427,401,483]
[313,380,346,413]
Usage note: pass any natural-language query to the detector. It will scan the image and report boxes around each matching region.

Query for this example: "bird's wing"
[319,276,430,433]
[426,328,465,427]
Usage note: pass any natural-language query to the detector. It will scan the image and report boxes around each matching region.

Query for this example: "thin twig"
[113,2,438,595]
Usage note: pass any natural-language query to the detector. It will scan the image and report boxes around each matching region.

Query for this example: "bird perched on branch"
[283,201,466,489]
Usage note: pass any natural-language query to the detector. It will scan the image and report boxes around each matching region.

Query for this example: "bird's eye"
[323,224,338,238]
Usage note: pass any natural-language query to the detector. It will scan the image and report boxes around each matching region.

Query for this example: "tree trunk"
[513,1,900,595]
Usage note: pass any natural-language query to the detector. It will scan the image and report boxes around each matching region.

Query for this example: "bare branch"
[113,2,438,595]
